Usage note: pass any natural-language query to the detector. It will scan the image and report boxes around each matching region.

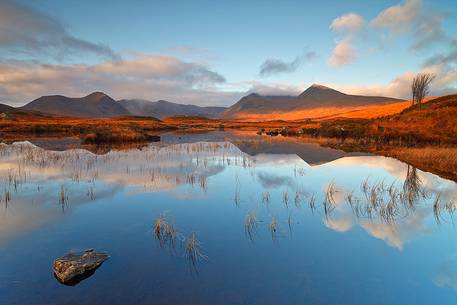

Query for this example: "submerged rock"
[53,249,109,285]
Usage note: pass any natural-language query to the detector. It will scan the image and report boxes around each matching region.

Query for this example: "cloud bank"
[0,54,241,106]
[0,0,119,61]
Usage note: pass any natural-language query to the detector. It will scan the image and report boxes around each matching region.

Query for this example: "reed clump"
[244,210,259,241]
[153,213,177,249]
[269,216,279,240]
[185,232,207,266]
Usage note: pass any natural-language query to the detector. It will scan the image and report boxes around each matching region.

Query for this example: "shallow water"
[0,131,456,305]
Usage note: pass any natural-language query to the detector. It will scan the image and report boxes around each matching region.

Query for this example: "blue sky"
[0,0,456,106]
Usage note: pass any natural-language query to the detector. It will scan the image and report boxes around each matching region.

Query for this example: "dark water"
[0,131,457,305]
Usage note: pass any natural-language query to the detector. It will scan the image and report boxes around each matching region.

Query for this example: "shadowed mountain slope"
[119,99,226,118]
[21,92,130,118]
[0,103,15,113]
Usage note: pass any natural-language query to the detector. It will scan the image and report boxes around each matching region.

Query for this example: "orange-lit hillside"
[225,100,414,121]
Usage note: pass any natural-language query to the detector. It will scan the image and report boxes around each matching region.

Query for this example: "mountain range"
[20,92,129,118]
[0,84,405,120]
[119,99,226,118]
[220,84,405,120]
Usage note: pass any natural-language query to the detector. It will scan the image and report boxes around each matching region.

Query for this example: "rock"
[53,249,109,285]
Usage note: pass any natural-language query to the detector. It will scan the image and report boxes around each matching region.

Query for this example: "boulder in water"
[53,249,109,285]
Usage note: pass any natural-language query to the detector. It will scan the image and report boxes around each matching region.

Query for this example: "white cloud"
[328,38,356,67]
[243,81,306,96]
[371,0,422,31]
[326,61,457,99]
[330,13,365,32]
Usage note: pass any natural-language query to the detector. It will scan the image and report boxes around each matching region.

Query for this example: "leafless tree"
[411,73,435,109]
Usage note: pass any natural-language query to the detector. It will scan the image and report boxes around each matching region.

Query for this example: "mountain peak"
[299,83,346,98]
[309,83,332,90]
[85,91,109,99]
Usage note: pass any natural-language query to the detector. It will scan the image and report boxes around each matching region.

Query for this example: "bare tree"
[411,73,435,109]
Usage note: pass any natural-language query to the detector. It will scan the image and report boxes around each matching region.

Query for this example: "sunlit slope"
[225,100,412,121]
[221,84,405,121]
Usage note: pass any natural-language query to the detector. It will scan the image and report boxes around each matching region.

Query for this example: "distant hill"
[0,103,15,113]
[119,99,226,119]
[21,92,130,118]
[221,84,405,120]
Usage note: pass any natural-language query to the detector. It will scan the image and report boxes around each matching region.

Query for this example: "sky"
[0,0,456,106]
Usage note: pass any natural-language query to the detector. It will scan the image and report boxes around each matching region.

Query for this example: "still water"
[0,131,456,305]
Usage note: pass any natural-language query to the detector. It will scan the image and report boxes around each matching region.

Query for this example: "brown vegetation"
[382,147,457,182]
[299,94,457,146]
[0,112,170,143]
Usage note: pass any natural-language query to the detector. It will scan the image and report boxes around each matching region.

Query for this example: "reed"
[58,185,68,211]
[244,210,259,241]
[433,193,442,224]
[282,190,289,208]
[185,232,207,265]
[269,216,279,240]
[294,191,302,208]
[308,193,316,212]
[323,181,337,217]
[153,213,177,249]
[261,191,271,205]
[87,185,95,200]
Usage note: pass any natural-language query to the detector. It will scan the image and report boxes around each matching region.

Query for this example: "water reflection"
[1,139,456,250]
[1,133,457,304]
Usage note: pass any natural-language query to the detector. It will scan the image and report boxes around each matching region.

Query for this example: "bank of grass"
[0,114,172,143]
[383,147,457,181]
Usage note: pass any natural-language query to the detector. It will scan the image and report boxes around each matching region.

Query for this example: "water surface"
[0,131,456,305]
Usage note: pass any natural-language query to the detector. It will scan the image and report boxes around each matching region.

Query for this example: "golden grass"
[153,214,177,249]
[185,232,207,265]
[385,147,457,180]
[226,100,411,121]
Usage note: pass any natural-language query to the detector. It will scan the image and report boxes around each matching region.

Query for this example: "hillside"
[119,99,226,118]
[0,103,15,113]
[303,94,457,145]
[221,84,405,121]
[21,92,130,118]
[375,94,457,143]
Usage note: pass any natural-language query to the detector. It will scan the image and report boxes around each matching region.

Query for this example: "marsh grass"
[234,189,241,207]
[2,189,11,208]
[323,181,337,217]
[402,165,428,207]
[269,216,279,241]
[153,213,177,250]
[58,185,68,212]
[308,193,316,212]
[185,232,207,266]
[261,191,271,205]
[282,190,289,208]
[294,191,302,208]
[244,210,259,241]
[288,214,293,237]
[234,174,241,207]
[198,175,208,192]
[87,185,95,200]
[433,193,442,224]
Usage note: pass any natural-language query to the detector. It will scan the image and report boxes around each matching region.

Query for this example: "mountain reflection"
[0,135,456,251]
